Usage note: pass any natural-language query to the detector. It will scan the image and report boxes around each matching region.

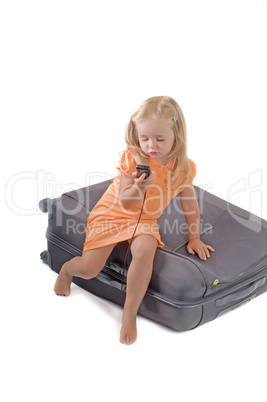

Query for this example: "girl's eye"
[140,138,164,142]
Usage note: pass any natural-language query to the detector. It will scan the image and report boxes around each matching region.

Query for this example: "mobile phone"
[136,164,151,179]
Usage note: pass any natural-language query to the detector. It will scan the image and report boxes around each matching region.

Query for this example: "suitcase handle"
[215,276,266,307]
[97,268,267,309]
[97,271,126,292]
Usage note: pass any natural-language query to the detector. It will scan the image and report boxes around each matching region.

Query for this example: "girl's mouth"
[149,152,158,156]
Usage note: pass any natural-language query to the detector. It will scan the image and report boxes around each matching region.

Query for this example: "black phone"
[136,164,151,179]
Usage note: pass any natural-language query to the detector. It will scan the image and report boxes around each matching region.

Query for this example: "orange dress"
[83,148,196,252]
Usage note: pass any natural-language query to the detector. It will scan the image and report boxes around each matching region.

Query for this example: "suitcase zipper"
[105,261,267,308]
[46,230,82,257]
[46,230,267,309]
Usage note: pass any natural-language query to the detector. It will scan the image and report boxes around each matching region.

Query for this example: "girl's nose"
[148,139,156,149]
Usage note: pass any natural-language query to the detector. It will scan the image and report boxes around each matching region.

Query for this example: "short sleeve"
[187,159,197,185]
[116,148,137,178]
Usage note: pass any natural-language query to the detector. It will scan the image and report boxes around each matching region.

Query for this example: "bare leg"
[120,235,158,345]
[54,243,117,296]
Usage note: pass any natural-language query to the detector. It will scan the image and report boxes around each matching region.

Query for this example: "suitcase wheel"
[39,198,50,213]
[40,250,52,269]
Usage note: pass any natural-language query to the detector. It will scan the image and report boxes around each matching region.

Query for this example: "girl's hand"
[187,239,214,261]
[132,171,155,191]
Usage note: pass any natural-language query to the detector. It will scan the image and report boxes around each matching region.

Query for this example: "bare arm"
[119,170,155,210]
[180,185,214,260]
[180,185,201,240]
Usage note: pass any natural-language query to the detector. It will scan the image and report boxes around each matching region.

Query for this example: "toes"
[128,337,134,345]
[119,312,137,345]
[119,333,136,345]
[120,335,126,344]
[120,333,136,345]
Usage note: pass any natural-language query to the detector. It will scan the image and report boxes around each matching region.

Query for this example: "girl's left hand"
[187,239,214,261]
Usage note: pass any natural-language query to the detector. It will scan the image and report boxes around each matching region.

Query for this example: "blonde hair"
[125,95,189,186]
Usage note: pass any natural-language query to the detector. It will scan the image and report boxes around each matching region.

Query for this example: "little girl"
[54,96,214,345]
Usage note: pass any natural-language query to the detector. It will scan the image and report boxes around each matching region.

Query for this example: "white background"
[1,0,267,401]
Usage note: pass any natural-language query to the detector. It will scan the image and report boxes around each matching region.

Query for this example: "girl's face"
[136,118,175,165]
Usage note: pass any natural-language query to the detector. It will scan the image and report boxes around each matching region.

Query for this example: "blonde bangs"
[125,96,190,188]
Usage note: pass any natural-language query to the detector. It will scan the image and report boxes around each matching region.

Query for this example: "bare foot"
[54,263,73,296]
[119,310,137,345]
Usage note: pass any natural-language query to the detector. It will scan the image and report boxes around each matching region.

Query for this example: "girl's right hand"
[132,171,155,191]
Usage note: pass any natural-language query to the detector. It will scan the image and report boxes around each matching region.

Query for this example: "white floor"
[1,1,267,401]
[2,213,267,402]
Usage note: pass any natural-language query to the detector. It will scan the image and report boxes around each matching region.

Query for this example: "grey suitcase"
[39,180,267,331]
